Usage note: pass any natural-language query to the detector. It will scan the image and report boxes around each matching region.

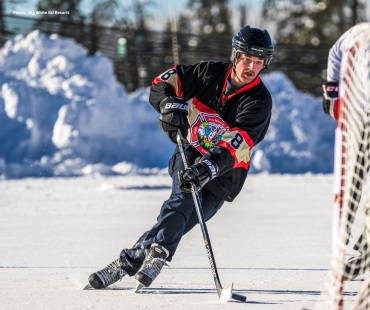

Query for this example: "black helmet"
[231,25,274,70]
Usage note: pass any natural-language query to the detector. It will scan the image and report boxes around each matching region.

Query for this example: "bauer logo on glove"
[158,97,189,144]
[179,159,218,192]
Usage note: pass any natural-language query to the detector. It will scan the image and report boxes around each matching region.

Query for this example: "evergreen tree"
[262,0,366,95]
[35,0,85,43]
[262,0,366,45]
[87,0,155,89]
[184,0,232,36]
[178,0,233,62]
[0,0,5,46]
[89,0,129,26]
[1,0,27,46]
[36,0,84,23]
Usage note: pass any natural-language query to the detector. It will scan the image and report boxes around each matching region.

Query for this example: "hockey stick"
[176,130,246,302]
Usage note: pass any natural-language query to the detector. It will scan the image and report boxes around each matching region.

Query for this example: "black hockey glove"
[158,97,189,143]
[179,159,218,192]
[322,81,340,120]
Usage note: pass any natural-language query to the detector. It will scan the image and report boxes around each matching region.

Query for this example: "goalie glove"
[158,97,189,143]
[179,159,218,192]
[322,81,340,120]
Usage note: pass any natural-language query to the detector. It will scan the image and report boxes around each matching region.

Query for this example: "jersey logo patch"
[190,113,229,154]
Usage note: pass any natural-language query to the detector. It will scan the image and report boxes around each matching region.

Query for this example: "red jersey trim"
[219,70,261,104]
[153,66,183,97]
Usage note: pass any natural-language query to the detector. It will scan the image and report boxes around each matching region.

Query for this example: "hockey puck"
[231,293,247,302]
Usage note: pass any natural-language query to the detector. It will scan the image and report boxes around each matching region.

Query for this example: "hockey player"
[322,22,370,282]
[87,25,274,291]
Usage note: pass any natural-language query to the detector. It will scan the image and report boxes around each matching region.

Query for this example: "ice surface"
[0,174,365,309]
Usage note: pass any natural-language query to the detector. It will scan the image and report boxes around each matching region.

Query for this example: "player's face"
[232,53,265,86]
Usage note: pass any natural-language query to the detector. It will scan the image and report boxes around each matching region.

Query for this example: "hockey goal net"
[315,23,370,310]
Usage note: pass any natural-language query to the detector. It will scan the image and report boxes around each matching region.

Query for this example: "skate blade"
[134,282,145,293]
[83,284,93,290]
[219,284,233,302]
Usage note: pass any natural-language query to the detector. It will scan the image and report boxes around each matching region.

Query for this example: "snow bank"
[0,31,336,178]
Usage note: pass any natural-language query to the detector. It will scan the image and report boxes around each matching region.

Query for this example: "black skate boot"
[88,258,127,289]
[134,243,169,292]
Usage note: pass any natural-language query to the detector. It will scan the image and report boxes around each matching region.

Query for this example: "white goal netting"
[315,23,370,310]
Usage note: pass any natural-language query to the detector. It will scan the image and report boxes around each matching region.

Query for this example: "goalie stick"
[176,129,246,303]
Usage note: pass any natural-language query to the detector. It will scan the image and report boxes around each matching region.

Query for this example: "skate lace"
[98,258,126,286]
[141,253,168,277]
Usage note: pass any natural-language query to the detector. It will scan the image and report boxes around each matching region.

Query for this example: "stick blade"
[219,283,233,302]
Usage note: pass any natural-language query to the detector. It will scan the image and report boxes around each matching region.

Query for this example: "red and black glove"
[179,159,218,192]
[322,81,340,120]
[158,97,189,143]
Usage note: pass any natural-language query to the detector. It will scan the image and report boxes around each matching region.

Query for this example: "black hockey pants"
[120,145,224,276]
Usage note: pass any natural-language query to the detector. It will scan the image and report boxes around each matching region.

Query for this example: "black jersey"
[150,61,272,202]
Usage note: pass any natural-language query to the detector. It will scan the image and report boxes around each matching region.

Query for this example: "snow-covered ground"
[0,174,366,309]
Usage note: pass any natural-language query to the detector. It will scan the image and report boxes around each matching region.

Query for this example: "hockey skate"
[86,258,127,289]
[134,243,169,292]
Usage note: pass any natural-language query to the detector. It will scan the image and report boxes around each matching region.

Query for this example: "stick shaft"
[176,131,224,295]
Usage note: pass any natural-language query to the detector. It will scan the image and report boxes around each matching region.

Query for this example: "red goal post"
[315,22,370,310]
